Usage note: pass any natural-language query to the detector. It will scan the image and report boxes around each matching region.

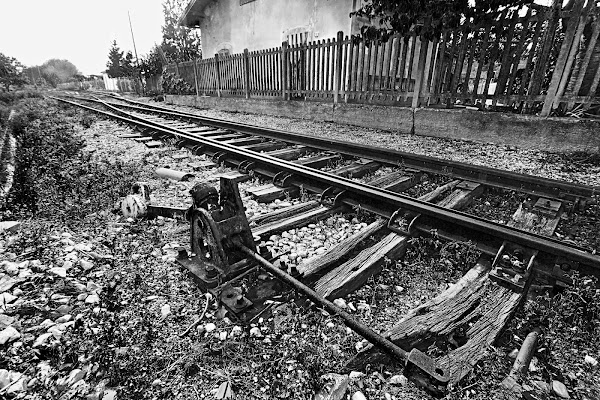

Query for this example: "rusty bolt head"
[205,264,218,278]
[177,247,188,260]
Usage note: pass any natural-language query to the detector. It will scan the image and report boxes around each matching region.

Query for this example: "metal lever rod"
[235,241,449,387]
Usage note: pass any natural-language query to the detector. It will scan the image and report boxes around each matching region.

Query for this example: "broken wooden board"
[252,206,341,239]
[313,181,480,300]
[119,133,144,139]
[347,197,563,385]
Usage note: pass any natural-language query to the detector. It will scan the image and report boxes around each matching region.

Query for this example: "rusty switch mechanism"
[177,177,449,393]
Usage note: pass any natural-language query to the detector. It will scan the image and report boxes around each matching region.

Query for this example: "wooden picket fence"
[166,1,600,117]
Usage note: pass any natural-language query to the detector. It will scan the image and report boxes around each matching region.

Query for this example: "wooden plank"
[348,197,564,384]
[367,171,421,192]
[222,137,263,146]
[214,170,251,182]
[528,1,561,96]
[331,161,380,179]
[344,36,353,102]
[389,36,401,97]
[253,206,340,238]
[207,133,246,141]
[266,146,309,161]
[494,11,520,98]
[432,31,449,96]
[412,39,430,108]
[463,29,478,96]
[541,0,588,115]
[239,141,287,152]
[300,219,388,278]
[300,172,422,278]
[251,184,299,203]
[571,15,600,96]
[357,38,366,93]
[334,31,344,103]
[249,200,320,226]
[519,15,544,98]
[313,181,479,300]
[295,154,341,169]
[450,27,470,96]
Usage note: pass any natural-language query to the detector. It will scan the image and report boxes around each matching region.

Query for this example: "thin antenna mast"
[128,11,143,94]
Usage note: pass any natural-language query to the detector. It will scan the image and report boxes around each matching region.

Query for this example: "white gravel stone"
[552,380,570,399]
[333,298,347,309]
[584,355,598,367]
[85,294,100,304]
[204,323,216,333]
[249,327,262,337]
[352,391,367,400]
[0,326,20,344]
[49,267,67,278]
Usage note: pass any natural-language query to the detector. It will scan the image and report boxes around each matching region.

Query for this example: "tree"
[106,41,138,78]
[40,59,79,87]
[139,46,164,77]
[106,40,125,78]
[122,51,136,77]
[352,0,531,41]
[161,0,201,62]
[0,53,27,92]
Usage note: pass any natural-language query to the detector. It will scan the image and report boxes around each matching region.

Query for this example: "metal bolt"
[177,247,188,260]
[235,294,245,306]
[206,264,218,278]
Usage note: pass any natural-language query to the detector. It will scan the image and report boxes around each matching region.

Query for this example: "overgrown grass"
[0,97,138,225]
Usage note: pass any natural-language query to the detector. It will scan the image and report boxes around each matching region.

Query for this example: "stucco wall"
[200,0,355,56]
[165,94,600,153]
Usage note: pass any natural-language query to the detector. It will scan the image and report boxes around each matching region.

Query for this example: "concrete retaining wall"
[165,95,600,153]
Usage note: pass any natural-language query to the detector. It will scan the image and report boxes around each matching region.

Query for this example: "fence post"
[528,0,561,97]
[214,53,222,97]
[540,0,586,116]
[412,38,430,109]
[192,58,200,97]
[281,41,288,100]
[243,49,251,99]
[333,31,344,104]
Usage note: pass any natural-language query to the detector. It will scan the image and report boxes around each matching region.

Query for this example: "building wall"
[199,0,356,57]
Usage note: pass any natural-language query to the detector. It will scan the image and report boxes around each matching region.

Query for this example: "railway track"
[54,93,600,392]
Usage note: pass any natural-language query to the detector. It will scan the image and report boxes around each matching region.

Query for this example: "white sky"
[0,0,165,75]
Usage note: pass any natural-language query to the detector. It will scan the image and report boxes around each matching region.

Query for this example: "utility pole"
[128,11,144,94]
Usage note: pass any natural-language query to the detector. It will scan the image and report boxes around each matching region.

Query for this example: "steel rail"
[92,94,597,202]
[54,96,600,270]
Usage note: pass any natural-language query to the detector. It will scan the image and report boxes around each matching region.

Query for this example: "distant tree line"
[1,53,82,91]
